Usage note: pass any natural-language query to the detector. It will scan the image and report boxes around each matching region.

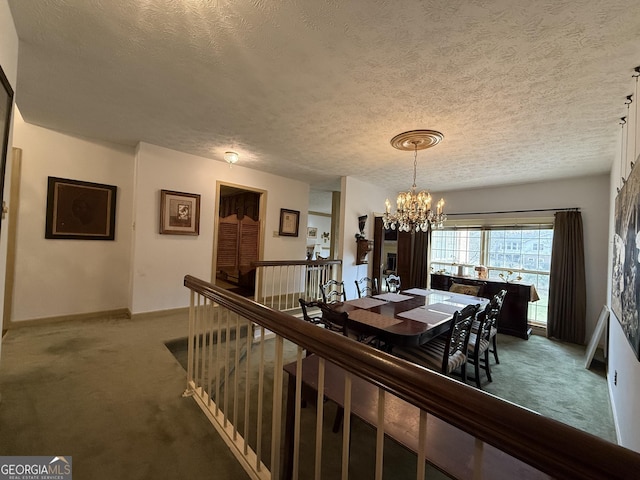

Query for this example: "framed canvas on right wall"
[0,64,14,235]
[612,160,640,360]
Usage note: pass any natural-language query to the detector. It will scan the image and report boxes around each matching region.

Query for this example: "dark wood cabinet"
[430,273,536,339]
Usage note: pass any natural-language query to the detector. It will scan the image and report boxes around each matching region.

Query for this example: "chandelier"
[383,130,446,232]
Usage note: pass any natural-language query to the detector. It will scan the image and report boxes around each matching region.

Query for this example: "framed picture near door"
[160,189,201,235]
[279,208,299,237]
[0,63,14,234]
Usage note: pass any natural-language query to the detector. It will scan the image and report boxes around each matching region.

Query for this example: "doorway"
[213,183,265,297]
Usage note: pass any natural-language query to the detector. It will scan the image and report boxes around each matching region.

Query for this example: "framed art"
[279,208,300,237]
[160,189,201,235]
[612,160,640,360]
[45,177,117,240]
[307,226,318,239]
[0,64,14,234]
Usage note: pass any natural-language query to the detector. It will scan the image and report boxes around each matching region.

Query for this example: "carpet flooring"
[0,313,251,480]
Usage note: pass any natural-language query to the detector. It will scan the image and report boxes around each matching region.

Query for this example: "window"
[431,225,553,325]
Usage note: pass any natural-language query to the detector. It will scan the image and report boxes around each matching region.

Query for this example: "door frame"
[211,181,266,291]
[3,147,21,330]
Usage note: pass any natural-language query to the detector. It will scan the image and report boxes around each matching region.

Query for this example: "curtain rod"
[447,207,579,216]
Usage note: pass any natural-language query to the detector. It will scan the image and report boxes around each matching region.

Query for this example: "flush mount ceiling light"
[383,129,446,232]
[224,151,239,166]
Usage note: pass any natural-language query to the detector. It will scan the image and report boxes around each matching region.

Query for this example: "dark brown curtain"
[547,210,586,344]
[409,228,430,288]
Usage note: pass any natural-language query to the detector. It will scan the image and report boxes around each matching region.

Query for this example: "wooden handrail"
[252,259,342,267]
[184,275,640,480]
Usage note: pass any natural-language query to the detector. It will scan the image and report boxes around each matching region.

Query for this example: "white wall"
[0,0,18,357]
[607,105,640,450]
[436,174,610,343]
[339,176,391,300]
[11,113,135,321]
[130,143,309,314]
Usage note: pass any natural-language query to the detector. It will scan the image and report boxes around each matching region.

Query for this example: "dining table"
[331,288,489,348]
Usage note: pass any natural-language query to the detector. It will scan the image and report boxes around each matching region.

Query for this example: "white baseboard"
[6,308,131,329]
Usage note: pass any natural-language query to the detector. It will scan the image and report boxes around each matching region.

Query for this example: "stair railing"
[184,274,640,480]
[252,259,341,311]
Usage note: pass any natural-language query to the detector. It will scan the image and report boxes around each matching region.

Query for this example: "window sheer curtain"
[547,210,586,344]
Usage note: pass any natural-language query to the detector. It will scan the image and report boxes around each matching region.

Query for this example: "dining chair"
[298,298,322,325]
[320,279,347,304]
[354,277,379,298]
[392,304,480,383]
[385,274,401,293]
[317,301,350,336]
[467,303,495,388]
[297,298,323,362]
[316,301,351,432]
[487,289,507,364]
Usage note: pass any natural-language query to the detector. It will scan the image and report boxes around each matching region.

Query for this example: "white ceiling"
[7,0,640,204]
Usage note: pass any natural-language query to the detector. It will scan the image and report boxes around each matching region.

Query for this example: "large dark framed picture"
[0,64,14,234]
[612,160,640,360]
[160,189,201,235]
[279,208,300,237]
[45,177,118,240]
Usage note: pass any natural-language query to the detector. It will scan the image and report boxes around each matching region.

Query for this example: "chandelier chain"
[412,142,418,189]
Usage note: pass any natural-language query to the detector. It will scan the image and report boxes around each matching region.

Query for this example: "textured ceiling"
[8,0,640,204]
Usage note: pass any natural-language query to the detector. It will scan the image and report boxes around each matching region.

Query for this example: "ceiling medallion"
[383,130,446,232]
[389,129,444,151]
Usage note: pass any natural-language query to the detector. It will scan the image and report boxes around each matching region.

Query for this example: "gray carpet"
[480,334,615,442]
[0,314,251,480]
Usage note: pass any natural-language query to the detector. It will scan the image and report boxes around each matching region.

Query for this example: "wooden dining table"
[331,288,488,348]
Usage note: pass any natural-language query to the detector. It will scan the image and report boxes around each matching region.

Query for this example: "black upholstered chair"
[392,304,480,383]
[467,303,495,388]
[486,289,506,364]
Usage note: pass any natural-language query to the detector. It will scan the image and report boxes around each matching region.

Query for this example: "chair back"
[320,279,347,303]
[493,289,507,310]
[488,289,506,328]
[355,277,379,298]
[442,304,479,374]
[385,274,401,293]
[317,302,350,336]
[472,305,493,354]
[298,298,321,325]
